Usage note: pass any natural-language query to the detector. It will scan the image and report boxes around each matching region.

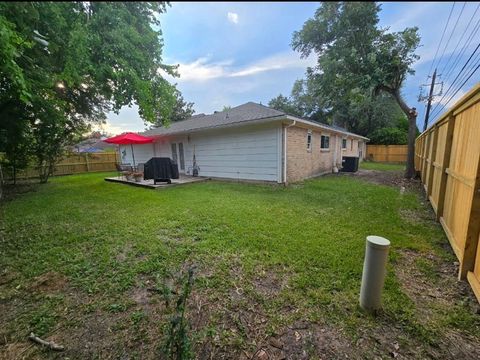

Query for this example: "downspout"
[333,135,339,173]
[283,120,296,184]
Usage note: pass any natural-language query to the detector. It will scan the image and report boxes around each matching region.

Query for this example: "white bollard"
[359,235,391,313]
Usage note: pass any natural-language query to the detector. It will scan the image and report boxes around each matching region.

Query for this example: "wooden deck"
[104,175,209,189]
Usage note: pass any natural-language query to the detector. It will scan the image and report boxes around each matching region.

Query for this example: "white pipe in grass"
[360,235,391,313]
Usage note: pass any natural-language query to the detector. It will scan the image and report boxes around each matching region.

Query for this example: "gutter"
[284,115,370,141]
[283,119,296,184]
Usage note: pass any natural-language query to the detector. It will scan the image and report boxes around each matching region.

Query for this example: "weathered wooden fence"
[366,145,408,163]
[415,83,480,302]
[2,152,119,180]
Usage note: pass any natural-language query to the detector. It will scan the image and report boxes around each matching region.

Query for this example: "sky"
[100,2,480,135]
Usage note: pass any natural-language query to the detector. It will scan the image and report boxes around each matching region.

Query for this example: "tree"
[268,94,303,117]
[269,79,325,121]
[222,105,232,112]
[151,88,194,127]
[0,2,177,182]
[292,2,420,178]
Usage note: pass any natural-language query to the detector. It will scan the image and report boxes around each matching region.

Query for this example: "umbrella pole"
[131,143,136,170]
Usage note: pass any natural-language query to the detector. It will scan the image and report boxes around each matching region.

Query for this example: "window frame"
[342,138,347,150]
[306,130,312,152]
[320,134,330,151]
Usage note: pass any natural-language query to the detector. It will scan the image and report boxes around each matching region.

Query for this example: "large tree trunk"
[405,114,417,178]
[389,89,417,179]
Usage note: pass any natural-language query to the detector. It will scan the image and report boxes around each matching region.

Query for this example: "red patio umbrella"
[104,132,154,168]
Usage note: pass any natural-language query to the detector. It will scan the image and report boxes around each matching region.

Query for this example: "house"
[71,132,117,153]
[120,102,368,183]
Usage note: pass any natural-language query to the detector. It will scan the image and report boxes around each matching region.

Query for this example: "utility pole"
[423,68,437,131]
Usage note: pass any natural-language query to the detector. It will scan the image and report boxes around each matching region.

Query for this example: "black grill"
[144,157,179,184]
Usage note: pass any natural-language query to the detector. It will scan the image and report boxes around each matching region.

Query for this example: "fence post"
[427,126,439,198]
[422,133,430,186]
[436,114,455,222]
[85,153,90,172]
[459,156,480,279]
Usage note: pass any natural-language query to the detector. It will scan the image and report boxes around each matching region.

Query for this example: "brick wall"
[286,126,335,183]
[341,137,359,157]
[286,126,361,183]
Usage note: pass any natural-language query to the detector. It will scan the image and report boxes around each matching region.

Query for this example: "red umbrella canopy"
[104,132,154,144]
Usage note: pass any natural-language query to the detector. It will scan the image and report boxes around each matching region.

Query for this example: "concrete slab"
[104,175,209,189]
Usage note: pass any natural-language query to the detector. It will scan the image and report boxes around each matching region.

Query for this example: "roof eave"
[284,115,369,140]
[147,115,286,138]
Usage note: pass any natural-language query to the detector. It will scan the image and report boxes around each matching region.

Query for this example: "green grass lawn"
[360,161,406,171]
[1,172,479,358]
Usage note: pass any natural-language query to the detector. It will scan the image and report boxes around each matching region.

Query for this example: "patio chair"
[116,163,133,179]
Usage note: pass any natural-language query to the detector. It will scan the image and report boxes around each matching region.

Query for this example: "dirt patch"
[341,169,419,191]
[1,181,39,202]
[396,249,476,319]
[399,208,437,226]
[259,321,357,360]
[0,342,38,360]
[252,266,290,299]
[394,249,480,358]
[0,270,17,287]
[29,271,68,293]
[115,243,132,262]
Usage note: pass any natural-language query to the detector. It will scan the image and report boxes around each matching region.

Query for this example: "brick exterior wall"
[341,137,359,157]
[286,125,361,183]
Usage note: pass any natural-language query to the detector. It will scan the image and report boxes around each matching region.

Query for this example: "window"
[307,130,312,151]
[171,143,178,162]
[351,139,353,151]
[320,135,330,150]
[342,138,347,150]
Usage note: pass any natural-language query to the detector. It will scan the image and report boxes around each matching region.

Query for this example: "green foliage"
[268,94,303,117]
[369,127,407,145]
[222,105,232,112]
[268,79,325,121]
[0,2,176,182]
[151,88,195,127]
[162,268,195,360]
[291,2,420,159]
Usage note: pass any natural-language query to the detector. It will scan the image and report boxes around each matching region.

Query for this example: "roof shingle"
[143,102,285,136]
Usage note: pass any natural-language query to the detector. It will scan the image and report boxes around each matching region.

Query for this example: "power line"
[427,2,456,78]
[428,60,480,124]
[441,15,480,85]
[429,41,480,118]
[439,2,479,77]
[436,2,467,72]
[429,51,480,122]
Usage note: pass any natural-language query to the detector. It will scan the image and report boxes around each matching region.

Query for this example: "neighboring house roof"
[143,102,368,140]
[71,138,116,152]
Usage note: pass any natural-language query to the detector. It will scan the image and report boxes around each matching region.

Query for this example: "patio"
[104,174,209,189]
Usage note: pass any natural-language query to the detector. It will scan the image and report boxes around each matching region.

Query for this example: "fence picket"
[415,83,480,302]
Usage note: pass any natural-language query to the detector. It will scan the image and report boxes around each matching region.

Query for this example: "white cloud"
[170,52,316,82]
[230,52,316,77]
[227,12,239,24]
[171,57,231,81]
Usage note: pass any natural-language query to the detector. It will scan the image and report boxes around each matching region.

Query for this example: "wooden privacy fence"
[366,145,408,163]
[2,152,119,180]
[415,83,480,302]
